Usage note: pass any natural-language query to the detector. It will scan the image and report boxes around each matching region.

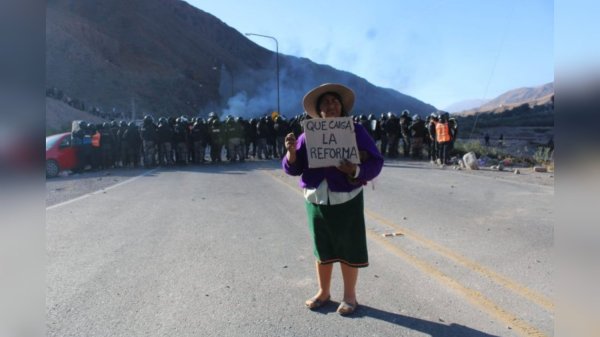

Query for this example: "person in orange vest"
[90,123,102,170]
[432,112,452,166]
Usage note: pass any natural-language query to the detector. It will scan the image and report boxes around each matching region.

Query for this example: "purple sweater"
[282,123,384,192]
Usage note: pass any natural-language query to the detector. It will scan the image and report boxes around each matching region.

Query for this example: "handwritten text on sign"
[303,117,360,168]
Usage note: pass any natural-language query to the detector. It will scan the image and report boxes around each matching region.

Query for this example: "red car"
[46,132,78,177]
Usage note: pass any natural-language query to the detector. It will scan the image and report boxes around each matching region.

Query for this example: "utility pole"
[245,33,280,115]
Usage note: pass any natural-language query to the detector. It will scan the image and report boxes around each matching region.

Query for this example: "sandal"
[336,301,358,316]
[305,295,331,310]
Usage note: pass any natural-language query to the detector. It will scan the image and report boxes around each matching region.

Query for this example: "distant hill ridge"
[444,99,490,113]
[46,0,435,124]
[456,82,554,116]
[453,82,554,133]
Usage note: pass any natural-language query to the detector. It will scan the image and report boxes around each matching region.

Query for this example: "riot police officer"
[190,119,208,164]
[385,112,401,158]
[409,115,426,159]
[379,113,389,157]
[255,116,269,159]
[100,122,116,169]
[273,115,289,159]
[426,113,438,163]
[208,117,223,163]
[399,110,412,158]
[157,117,174,166]
[225,117,244,162]
[71,120,89,172]
[123,122,141,167]
[140,115,158,167]
[173,117,189,165]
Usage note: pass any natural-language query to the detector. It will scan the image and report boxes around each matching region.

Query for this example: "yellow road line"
[263,170,550,336]
[365,209,554,312]
[266,169,553,312]
[369,231,548,337]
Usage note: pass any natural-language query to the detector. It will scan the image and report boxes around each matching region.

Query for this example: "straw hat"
[302,83,355,119]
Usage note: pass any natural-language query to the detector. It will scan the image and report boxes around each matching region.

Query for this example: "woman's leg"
[340,263,359,304]
[314,261,333,299]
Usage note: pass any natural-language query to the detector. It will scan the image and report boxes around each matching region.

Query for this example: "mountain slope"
[444,99,490,113]
[46,0,435,122]
[461,83,554,115]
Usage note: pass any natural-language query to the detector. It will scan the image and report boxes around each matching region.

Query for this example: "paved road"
[46,160,554,337]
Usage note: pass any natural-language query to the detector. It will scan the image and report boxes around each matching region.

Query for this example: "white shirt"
[303,166,362,205]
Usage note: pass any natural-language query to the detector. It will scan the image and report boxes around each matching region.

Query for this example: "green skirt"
[305,191,369,268]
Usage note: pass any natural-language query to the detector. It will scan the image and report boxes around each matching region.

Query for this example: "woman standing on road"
[282,83,384,316]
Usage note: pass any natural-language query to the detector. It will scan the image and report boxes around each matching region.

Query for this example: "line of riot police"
[351,110,458,165]
[69,109,455,172]
[69,113,307,170]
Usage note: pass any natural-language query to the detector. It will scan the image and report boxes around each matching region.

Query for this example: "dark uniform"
[71,121,90,171]
[385,112,401,158]
[379,113,388,157]
[358,115,372,140]
[448,117,458,156]
[247,118,258,158]
[140,116,158,167]
[100,122,116,169]
[265,116,276,158]
[173,118,189,165]
[157,118,174,166]
[289,114,305,137]
[225,118,244,162]
[399,110,412,158]
[116,121,129,167]
[109,121,120,168]
[426,113,439,163]
[241,118,254,159]
[190,119,208,164]
[89,124,102,170]
[273,116,289,159]
[208,118,223,163]
[409,115,426,159]
[255,117,269,159]
[123,122,141,167]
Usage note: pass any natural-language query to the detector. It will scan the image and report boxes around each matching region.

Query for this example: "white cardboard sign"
[302,117,360,168]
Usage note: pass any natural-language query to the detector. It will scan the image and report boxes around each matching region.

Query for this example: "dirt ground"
[449,163,554,187]
[465,126,554,158]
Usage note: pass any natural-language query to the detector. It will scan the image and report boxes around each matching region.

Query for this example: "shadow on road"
[312,303,501,337]
[357,305,501,337]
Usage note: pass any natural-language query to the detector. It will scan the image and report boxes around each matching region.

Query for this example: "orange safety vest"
[91,131,101,147]
[435,122,451,143]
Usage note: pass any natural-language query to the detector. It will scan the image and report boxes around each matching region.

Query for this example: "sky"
[186,0,554,110]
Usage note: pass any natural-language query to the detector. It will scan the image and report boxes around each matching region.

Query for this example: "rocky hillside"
[456,82,554,116]
[46,97,106,135]
[451,82,554,140]
[46,0,436,124]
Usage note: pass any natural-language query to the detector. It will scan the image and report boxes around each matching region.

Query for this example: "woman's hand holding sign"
[285,132,297,163]
[336,159,357,177]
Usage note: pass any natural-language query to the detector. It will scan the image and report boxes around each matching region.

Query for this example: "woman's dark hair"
[316,92,346,116]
